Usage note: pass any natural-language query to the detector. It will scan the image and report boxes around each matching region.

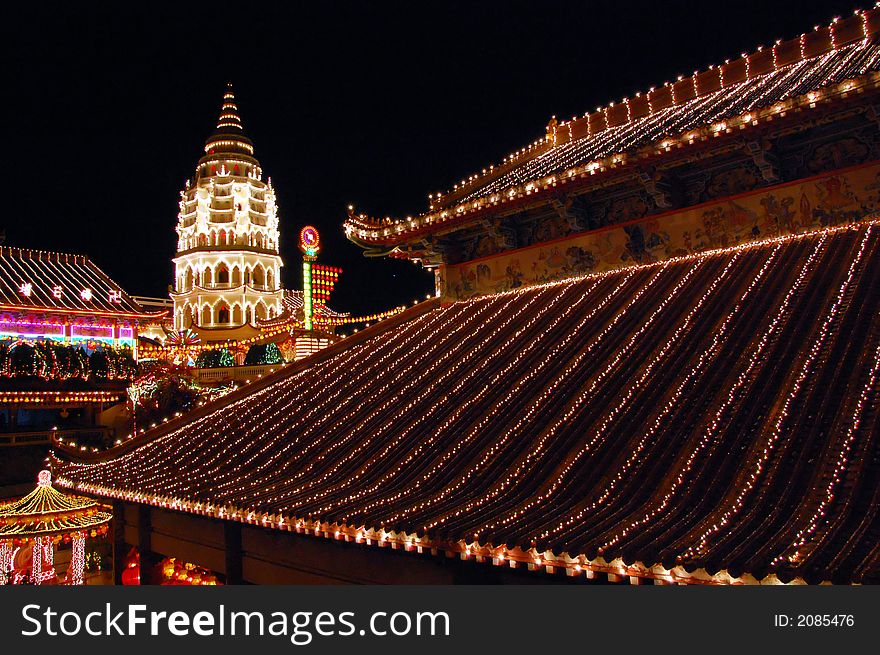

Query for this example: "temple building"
[53,9,880,585]
[171,84,284,343]
[0,247,162,455]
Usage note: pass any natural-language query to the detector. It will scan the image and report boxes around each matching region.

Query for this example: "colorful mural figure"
[442,163,880,301]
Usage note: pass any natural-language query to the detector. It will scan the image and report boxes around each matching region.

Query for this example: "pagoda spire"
[216,82,243,132]
[203,82,254,156]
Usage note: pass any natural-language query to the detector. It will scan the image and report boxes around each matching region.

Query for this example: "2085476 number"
[774,614,854,627]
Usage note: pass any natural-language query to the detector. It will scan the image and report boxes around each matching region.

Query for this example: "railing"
[192,364,285,384]
[0,426,113,448]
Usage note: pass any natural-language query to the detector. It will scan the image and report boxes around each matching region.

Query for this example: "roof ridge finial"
[216,82,243,132]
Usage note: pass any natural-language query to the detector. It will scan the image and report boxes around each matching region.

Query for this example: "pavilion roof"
[0,246,164,320]
[256,290,349,330]
[344,9,880,250]
[0,471,111,538]
[52,221,880,584]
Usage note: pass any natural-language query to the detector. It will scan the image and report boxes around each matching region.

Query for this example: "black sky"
[0,0,859,315]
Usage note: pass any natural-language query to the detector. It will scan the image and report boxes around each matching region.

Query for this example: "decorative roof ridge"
[0,245,90,264]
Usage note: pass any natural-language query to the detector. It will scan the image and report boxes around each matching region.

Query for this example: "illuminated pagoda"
[0,247,163,446]
[0,470,111,585]
[171,84,284,342]
[52,9,880,585]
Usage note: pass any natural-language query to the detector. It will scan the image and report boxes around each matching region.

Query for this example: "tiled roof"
[0,247,158,318]
[54,221,880,584]
[459,41,880,204]
[345,10,880,247]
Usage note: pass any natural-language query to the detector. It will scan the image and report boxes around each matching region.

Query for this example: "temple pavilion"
[0,470,110,585]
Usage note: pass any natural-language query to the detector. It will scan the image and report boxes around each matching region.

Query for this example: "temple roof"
[345,9,880,250]
[0,471,111,538]
[0,246,163,319]
[54,221,880,584]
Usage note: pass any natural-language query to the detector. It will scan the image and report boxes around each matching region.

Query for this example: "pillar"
[69,533,85,585]
[0,541,11,585]
[112,501,126,585]
[224,522,243,585]
[137,505,161,585]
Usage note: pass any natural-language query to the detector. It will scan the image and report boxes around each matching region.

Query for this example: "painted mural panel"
[441,162,880,302]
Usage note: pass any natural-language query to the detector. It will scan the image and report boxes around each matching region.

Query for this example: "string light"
[485,244,781,539]
[681,226,875,561]
[778,339,880,565]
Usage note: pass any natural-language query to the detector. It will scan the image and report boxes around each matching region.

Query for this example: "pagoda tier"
[172,84,284,335]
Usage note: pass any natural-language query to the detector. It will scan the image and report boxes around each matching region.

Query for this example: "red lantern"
[121,566,140,585]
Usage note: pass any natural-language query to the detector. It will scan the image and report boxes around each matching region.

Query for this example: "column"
[224,522,243,585]
[69,533,85,585]
[137,505,161,585]
[112,501,126,585]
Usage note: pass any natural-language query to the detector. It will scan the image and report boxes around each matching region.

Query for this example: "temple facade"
[171,85,284,342]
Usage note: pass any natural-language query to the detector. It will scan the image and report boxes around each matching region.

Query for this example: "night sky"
[1,0,857,316]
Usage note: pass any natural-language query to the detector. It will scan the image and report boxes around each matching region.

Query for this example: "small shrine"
[0,470,111,585]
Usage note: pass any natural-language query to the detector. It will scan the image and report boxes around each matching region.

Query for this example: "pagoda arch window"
[267,268,274,290]
[184,268,194,291]
[245,305,253,324]
[231,266,242,286]
[244,267,252,285]
[201,304,212,326]
[217,303,230,324]
[232,304,243,324]
[255,233,264,249]
[255,303,267,321]
[217,263,229,285]
[253,265,265,288]
[198,234,208,247]
[203,267,213,287]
